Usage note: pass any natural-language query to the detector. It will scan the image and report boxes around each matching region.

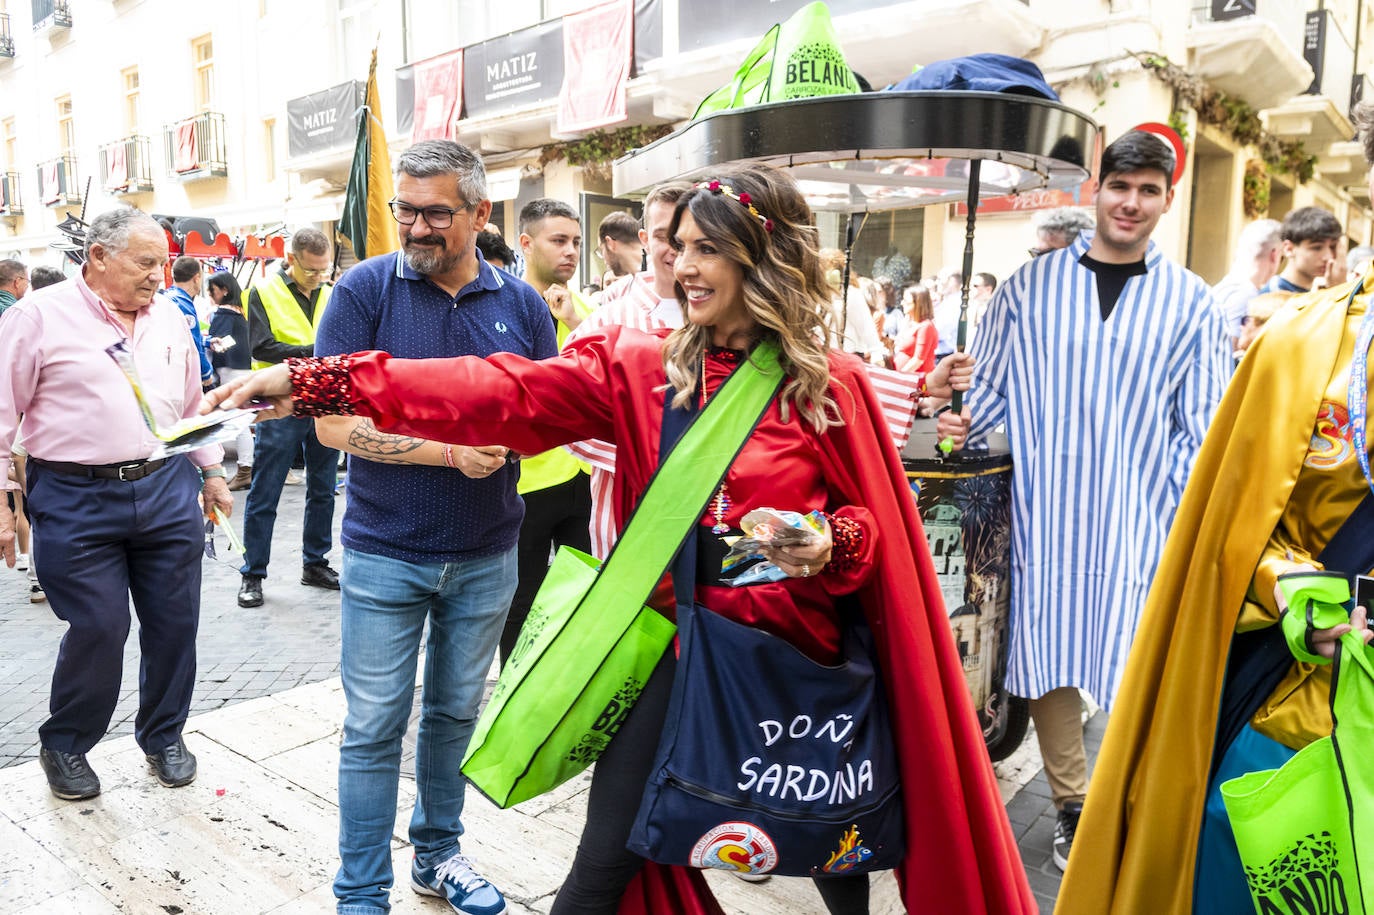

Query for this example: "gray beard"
[403,242,456,276]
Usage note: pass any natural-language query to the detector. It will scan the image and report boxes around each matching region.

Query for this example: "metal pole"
[941,158,982,456]
[838,209,868,344]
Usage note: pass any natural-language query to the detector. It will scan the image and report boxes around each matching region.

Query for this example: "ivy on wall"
[539,124,676,183]
[1134,52,1317,183]
[1242,159,1271,219]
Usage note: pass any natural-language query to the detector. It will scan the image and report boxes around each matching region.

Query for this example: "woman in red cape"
[210,164,1034,915]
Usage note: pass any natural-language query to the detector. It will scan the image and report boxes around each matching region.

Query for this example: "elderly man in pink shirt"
[0,208,233,801]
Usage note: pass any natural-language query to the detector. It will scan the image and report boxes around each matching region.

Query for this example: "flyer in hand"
[105,341,268,458]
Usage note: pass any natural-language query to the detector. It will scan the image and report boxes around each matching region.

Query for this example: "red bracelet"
[287,355,358,418]
[443,444,456,469]
[824,513,865,574]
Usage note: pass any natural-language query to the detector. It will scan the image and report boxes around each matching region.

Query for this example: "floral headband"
[696,179,774,233]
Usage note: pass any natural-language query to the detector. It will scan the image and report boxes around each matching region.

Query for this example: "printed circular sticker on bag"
[690,822,778,874]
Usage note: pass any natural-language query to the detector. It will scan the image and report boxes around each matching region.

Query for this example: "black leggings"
[550,652,870,915]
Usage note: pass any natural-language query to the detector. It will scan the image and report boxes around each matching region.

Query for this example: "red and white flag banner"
[413,50,463,142]
[557,0,632,134]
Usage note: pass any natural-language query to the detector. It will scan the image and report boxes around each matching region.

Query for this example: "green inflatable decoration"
[694,1,860,119]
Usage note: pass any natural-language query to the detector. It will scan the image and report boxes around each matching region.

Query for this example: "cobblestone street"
[0,466,344,768]
[0,458,1095,913]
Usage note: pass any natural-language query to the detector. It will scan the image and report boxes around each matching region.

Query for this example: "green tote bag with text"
[461,344,784,808]
[1222,631,1374,915]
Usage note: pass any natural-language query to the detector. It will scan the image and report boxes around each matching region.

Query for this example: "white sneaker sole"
[410,877,507,915]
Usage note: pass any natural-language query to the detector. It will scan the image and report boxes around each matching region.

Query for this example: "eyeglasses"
[388,199,470,229]
[1027,247,1050,259]
[297,268,331,277]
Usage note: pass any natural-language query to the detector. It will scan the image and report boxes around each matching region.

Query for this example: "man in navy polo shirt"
[315,139,555,915]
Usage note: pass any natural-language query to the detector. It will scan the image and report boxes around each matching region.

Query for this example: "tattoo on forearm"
[347,419,429,464]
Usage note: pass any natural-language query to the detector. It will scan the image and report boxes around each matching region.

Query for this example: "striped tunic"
[966,232,1229,709]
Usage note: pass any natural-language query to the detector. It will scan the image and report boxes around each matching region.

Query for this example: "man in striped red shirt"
[565,182,690,557]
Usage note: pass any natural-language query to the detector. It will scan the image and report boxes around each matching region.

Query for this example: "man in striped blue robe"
[940,130,1231,873]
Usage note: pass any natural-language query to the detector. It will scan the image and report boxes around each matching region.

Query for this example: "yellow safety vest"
[517,290,595,495]
[250,274,332,370]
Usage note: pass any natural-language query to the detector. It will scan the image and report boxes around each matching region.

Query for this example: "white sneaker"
[284,470,304,485]
[15,553,28,571]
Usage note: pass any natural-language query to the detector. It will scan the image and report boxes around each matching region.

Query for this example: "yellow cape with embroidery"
[1055,275,1365,914]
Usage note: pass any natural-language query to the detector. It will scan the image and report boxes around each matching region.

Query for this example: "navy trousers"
[28,456,205,755]
[240,415,338,578]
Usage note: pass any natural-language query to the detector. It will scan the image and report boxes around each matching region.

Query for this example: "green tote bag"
[461,344,784,809]
[1221,630,1374,915]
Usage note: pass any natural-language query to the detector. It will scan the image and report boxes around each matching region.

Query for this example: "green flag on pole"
[339,47,398,261]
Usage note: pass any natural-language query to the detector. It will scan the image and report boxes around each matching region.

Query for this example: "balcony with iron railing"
[162,112,227,181]
[31,0,72,32]
[0,171,22,216]
[1,13,15,59]
[1186,0,1313,111]
[99,135,155,195]
[36,155,81,207]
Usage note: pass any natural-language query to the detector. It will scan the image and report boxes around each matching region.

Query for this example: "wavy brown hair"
[663,164,840,432]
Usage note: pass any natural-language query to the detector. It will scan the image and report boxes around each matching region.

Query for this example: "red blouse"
[345,327,878,662]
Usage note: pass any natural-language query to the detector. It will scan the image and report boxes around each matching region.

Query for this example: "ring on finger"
[802,563,811,577]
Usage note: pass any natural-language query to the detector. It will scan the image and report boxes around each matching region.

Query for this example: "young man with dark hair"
[566,182,691,558]
[498,198,595,665]
[474,230,515,271]
[595,210,643,280]
[237,227,341,607]
[165,255,215,387]
[1261,205,1343,294]
[940,128,1230,874]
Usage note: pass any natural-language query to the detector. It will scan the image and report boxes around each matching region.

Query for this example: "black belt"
[33,457,169,482]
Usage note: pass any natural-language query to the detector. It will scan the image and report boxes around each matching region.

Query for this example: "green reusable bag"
[1221,630,1374,914]
[461,343,784,809]
[693,1,859,119]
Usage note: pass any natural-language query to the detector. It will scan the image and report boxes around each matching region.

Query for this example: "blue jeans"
[334,546,518,914]
[241,415,338,578]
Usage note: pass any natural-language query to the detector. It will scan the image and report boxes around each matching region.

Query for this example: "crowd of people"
[0,103,1372,915]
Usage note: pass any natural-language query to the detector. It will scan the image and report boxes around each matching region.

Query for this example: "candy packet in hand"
[719,508,828,587]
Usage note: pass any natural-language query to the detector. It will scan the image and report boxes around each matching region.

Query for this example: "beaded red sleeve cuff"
[287,355,358,418]
[824,513,865,574]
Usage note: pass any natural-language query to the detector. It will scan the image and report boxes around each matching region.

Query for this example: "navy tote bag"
[626,484,904,877]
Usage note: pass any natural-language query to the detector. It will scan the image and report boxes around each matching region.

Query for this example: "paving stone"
[0,480,345,769]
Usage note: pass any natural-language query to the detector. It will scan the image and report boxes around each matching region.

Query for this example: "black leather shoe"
[238,575,264,607]
[146,737,197,788]
[39,747,101,800]
[301,563,340,590]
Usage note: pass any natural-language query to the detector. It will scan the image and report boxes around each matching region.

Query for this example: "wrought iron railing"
[35,155,81,207]
[99,135,155,194]
[163,111,228,180]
